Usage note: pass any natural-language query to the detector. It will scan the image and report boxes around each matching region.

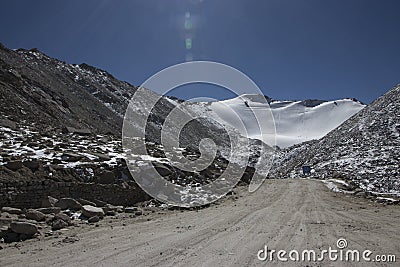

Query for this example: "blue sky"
[1,0,400,103]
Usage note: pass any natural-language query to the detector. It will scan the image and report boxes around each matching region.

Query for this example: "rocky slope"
[0,43,265,208]
[0,43,234,149]
[0,44,134,135]
[271,84,400,196]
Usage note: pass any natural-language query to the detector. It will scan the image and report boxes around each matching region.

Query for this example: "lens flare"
[185,38,192,49]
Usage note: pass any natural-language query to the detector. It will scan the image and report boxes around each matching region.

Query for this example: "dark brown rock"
[88,216,100,223]
[55,198,82,210]
[25,210,46,221]
[10,221,38,235]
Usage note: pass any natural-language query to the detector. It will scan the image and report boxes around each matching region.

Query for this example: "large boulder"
[10,222,38,235]
[81,205,104,218]
[55,198,82,210]
[1,207,22,215]
[25,210,46,221]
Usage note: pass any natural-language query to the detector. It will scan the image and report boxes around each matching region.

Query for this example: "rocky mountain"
[0,43,249,151]
[1,42,387,206]
[0,43,135,135]
[271,84,400,196]
[0,43,268,207]
[0,43,234,150]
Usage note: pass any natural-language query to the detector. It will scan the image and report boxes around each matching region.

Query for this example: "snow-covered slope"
[208,95,365,148]
[270,98,365,148]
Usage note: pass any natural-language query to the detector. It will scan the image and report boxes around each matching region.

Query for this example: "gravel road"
[1,179,399,266]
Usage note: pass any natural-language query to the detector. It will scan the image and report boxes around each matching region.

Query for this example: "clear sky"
[1,0,399,103]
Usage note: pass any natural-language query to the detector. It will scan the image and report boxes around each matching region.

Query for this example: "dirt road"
[1,179,399,266]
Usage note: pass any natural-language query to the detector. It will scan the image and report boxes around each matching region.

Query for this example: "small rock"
[44,230,53,237]
[52,158,62,164]
[106,210,117,216]
[89,152,111,161]
[55,198,82,210]
[51,219,68,230]
[134,210,143,216]
[124,207,138,213]
[81,205,104,218]
[10,221,38,235]
[61,152,83,162]
[103,204,123,213]
[62,236,79,243]
[54,213,72,225]
[26,210,46,221]
[88,216,100,223]
[62,126,91,136]
[1,207,22,215]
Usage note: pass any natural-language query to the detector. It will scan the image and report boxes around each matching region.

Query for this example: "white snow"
[202,95,365,148]
[376,196,398,203]
[322,179,352,194]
